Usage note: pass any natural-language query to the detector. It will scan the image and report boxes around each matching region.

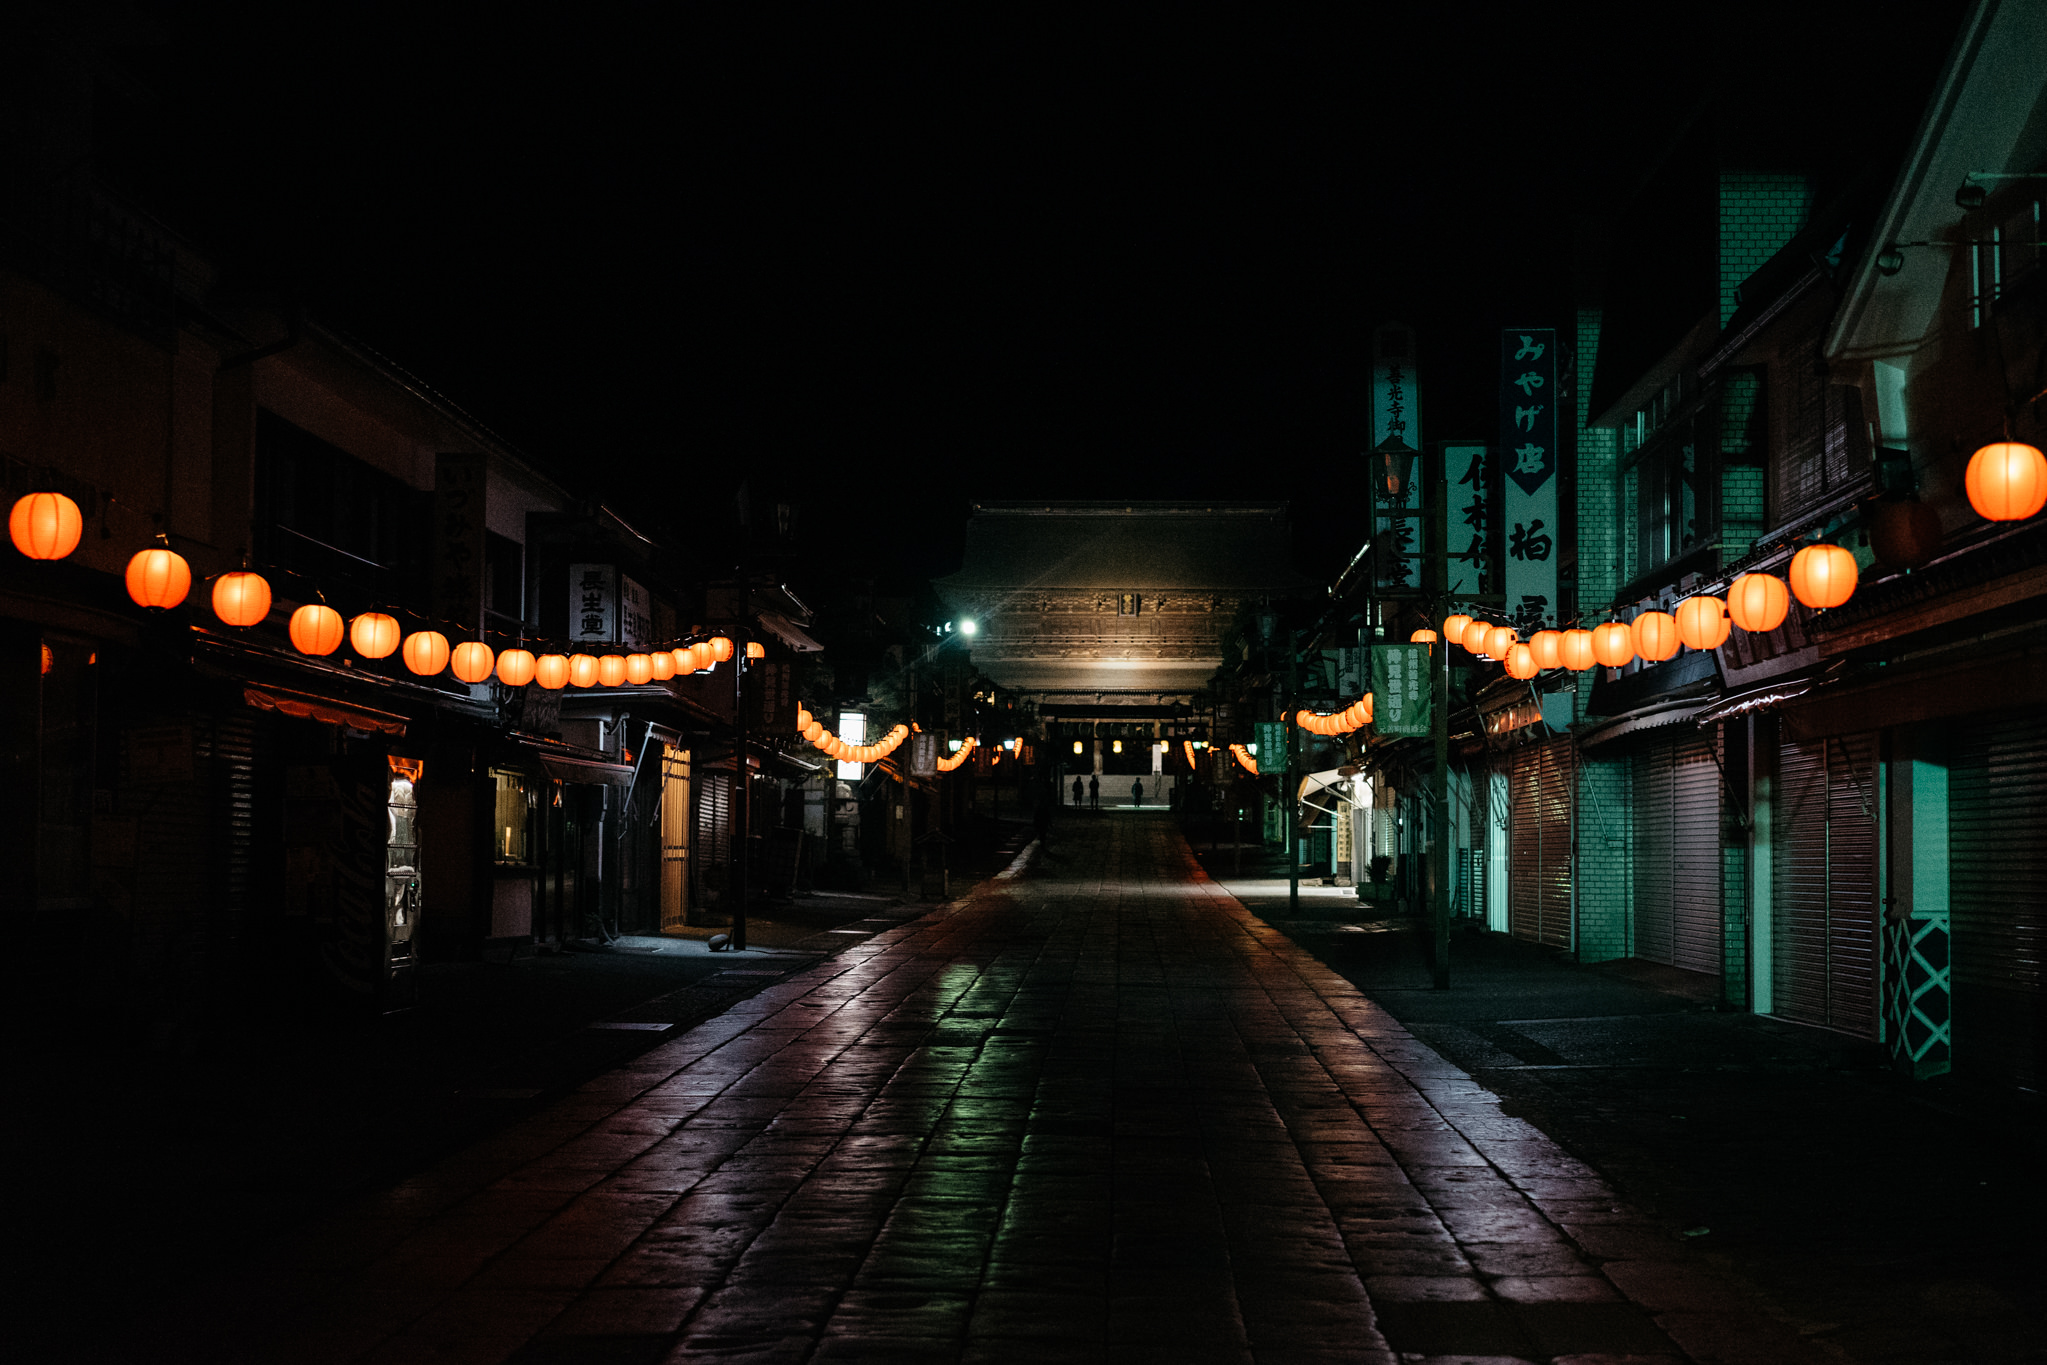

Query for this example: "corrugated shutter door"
[1772,731,1878,1036]
[1509,737,1574,949]
[1509,746,1540,944]
[695,771,731,901]
[1633,744,1675,966]
[1948,712,2047,1090]
[1537,737,1574,950]
[1670,733,1723,976]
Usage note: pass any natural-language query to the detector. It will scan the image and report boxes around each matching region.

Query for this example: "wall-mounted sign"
[1441,440,1492,598]
[433,453,487,634]
[1370,645,1431,737]
[570,564,615,644]
[1372,323,1424,590]
[619,574,651,648]
[1499,329,1559,635]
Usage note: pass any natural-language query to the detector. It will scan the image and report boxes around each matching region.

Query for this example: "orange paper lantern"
[289,603,345,655]
[709,636,734,662]
[1559,628,1596,671]
[534,654,570,690]
[211,571,272,627]
[1727,573,1790,633]
[1590,621,1635,667]
[1964,441,2047,521]
[568,654,599,687]
[597,654,627,687]
[451,641,496,683]
[690,641,714,670]
[746,641,766,659]
[1443,613,1473,643]
[1504,643,1539,680]
[1529,630,1563,670]
[350,611,401,658]
[125,548,192,609]
[648,650,675,680]
[1410,628,1438,644]
[10,492,83,560]
[1788,543,1858,609]
[402,630,451,676]
[1674,596,1730,650]
[1483,625,1517,659]
[497,648,538,687]
[673,648,697,675]
[1631,610,1680,662]
[1460,618,1493,652]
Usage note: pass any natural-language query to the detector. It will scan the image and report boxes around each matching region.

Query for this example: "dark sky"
[93,3,1971,588]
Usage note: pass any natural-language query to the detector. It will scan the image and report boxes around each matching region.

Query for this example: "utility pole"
[1427,444,1451,989]
[1286,630,1300,915]
[732,642,749,951]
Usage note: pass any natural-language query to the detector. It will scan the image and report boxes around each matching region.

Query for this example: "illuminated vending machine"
[386,756,423,992]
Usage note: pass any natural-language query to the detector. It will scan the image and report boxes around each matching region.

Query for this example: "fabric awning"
[243,685,408,736]
[1576,699,1714,750]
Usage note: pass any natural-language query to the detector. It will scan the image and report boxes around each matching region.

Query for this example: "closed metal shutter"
[695,769,731,903]
[1633,743,1675,966]
[1670,732,1723,976]
[1772,731,1878,1036]
[1509,736,1573,949]
[1948,711,2047,1090]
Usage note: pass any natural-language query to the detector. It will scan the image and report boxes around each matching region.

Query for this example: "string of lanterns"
[1229,742,1258,775]
[795,706,912,766]
[936,736,977,772]
[1293,694,1375,735]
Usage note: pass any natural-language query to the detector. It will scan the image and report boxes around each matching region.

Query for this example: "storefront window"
[493,768,536,864]
[387,756,422,946]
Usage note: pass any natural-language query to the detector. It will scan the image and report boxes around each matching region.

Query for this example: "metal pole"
[1428,444,1451,989]
[1286,631,1299,915]
[732,650,749,951]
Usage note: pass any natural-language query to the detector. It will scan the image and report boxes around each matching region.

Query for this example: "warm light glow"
[1529,629,1562,670]
[690,641,714,670]
[649,650,674,680]
[534,654,570,689]
[9,492,83,560]
[709,636,734,662]
[796,706,813,731]
[593,654,624,686]
[1590,621,1634,668]
[1461,618,1493,652]
[1504,643,1539,679]
[568,654,599,687]
[451,641,496,683]
[402,630,451,676]
[673,648,697,675]
[1788,543,1858,609]
[1727,573,1790,633]
[1559,628,1597,671]
[1674,596,1730,650]
[211,571,272,628]
[1443,613,1473,643]
[745,641,765,659]
[1112,740,1123,753]
[1483,625,1517,659]
[350,611,401,659]
[1631,610,1680,662]
[1965,441,2047,521]
[1410,628,1438,643]
[1073,740,1083,754]
[288,604,345,656]
[624,653,653,685]
[125,548,192,610]
[497,648,538,687]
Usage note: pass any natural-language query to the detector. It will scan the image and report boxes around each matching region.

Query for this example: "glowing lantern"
[1964,441,2047,521]
[709,636,734,662]
[1674,596,1730,651]
[804,721,825,742]
[10,492,83,560]
[1788,544,1858,609]
[1504,643,1539,679]
[125,548,192,609]
[796,707,813,730]
[402,630,451,676]
[534,654,570,690]
[593,655,624,686]
[1443,613,1473,643]
[1631,610,1679,662]
[568,654,599,687]
[1461,618,1493,652]
[673,648,697,675]
[350,611,401,659]
[1869,500,1941,570]
[1727,573,1790,633]
[497,648,538,687]
[1559,628,1597,671]
[746,641,765,659]
[451,641,496,683]
[690,641,714,670]
[1590,621,1635,667]
[288,603,345,656]
[1410,628,1438,643]
[649,650,675,681]
[1529,630,1563,670]
[211,571,272,627]
[1483,625,1517,659]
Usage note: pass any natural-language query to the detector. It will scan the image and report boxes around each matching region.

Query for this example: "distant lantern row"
[795,706,912,766]
[1294,694,1374,735]
[1439,545,1874,681]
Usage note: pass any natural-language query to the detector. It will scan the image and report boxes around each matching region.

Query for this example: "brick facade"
[1718,172,1814,325]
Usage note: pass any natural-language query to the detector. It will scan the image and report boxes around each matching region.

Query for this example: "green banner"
[1252,721,1289,774]
[1370,644,1432,737]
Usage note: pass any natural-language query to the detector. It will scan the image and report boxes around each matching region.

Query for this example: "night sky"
[94,3,1970,589]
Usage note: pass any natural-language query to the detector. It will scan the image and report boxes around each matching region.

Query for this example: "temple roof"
[935,502,1311,600]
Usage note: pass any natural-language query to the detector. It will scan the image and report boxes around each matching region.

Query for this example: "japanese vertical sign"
[1499,328,1558,635]
[1371,323,1422,590]
[433,453,487,635]
[1370,644,1431,737]
[618,574,651,648]
[1442,440,1491,598]
[570,564,616,644]
[1253,721,1289,773]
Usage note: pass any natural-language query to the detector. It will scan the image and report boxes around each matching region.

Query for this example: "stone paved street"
[152,813,1828,1364]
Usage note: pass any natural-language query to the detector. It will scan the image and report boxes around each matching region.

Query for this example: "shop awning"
[1576,698,1715,750]
[516,741,636,787]
[757,610,824,653]
[1691,674,1829,726]
[243,684,408,736]
[1298,768,1366,813]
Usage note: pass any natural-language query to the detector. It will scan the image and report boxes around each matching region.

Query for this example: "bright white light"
[1003,738,1016,750]
[959,619,978,636]
[837,711,866,780]
[1246,743,1258,755]
[948,739,962,753]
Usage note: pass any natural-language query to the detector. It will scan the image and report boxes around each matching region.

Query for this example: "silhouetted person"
[1072,774,1084,807]
[1131,778,1145,807]
[1088,775,1099,809]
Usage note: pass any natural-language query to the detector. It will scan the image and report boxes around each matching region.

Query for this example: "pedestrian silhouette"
[1088,775,1099,809]
[1072,775,1084,807]
[1132,778,1145,807]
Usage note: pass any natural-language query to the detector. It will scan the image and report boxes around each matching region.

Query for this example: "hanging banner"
[1441,440,1491,599]
[1253,721,1289,772]
[1370,644,1431,737]
[1371,323,1423,590]
[1499,328,1559,635]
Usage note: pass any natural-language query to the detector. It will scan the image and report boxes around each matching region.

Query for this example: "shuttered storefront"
[1948,711,2046,1090]
[695,768,732,906]
[1508,736,1573,950]
[1631,732,1722,975]
[1772,731,1879,1036]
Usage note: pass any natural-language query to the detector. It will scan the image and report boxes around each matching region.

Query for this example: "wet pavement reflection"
[167,813,1831,1363]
